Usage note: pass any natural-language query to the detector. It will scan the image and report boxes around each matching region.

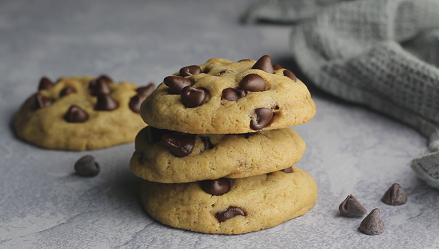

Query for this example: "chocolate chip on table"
[94,95,119,111]
[34,93,53,110]
[64,105,89,123]
[200,136,214,150]
[179,65,202,77]
[201,179,231,196]
[90,78,111,96]
[216,207,246,222]
[74,155,100,177]
[129,95,143,113]
[283,69,297,82]
[281,167,293,173]
[38,77,54,90]
[164,76,192,94]
[59,86,77,97]
[181,86,207,108]
[273,64,283,70]
[136,83,155,98]
[339,194,367,217]
[221,88,246,101]
[359,208,385,235]
[239,74,266,92]
[161,133,196,157]
[250,108,273,130]
[147,126,170,145]
[252,55,274,74]
[382,183,407,206]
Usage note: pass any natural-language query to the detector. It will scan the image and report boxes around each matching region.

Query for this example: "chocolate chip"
[127,95,142,113]
[252,55,274,73]
[147,126,170,145]
[74,155,100,177]
[382,183,407,206]
[136,83,155,98]
[94,95,119,111]
[221,88,246,101]
[59,86,77,97]
[38,77,54,90]
[181,86,207,108]
[34,93,53,110]
[273,64,283,70]
[250,108,273,130]
[179,65,202,76]
[216,207,246,222]
[64,105,89,123]
[90,79,111,96]
[201,179,231,196]
[239,74,266,92]
[339,194,367,217]
[200,136,214,150]
[359,208,385,235]
[161,133,196,157]
[283,70,297,82]
[281,167,293,173]
[164,76,192,94]
[89,75,113,89]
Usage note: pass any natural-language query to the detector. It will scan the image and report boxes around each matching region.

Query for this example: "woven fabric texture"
[245,0,439,189]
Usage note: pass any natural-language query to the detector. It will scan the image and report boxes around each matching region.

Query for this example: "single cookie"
[140,166,318,234]
[141,55,316,134]
[130,127,306,183]
[13,75,154,151]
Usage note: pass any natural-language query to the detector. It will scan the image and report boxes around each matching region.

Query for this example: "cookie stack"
[130,55,318,234]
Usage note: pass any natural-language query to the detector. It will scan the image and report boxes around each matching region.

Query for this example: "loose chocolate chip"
[216,207,246,222]
[136,83,155,98]
[252,55,274,74]
[64,105,89,123]
[38,77,54,90]
[239,74,266,92]
[382,183,407,206]
[359,209,385,235]
[94,95,119,111]
[74,155,100,177]
[250,108,273,130]
[221,88,246,101]
[161,133,196,157]
[90,79,111,96]
[200,136,214,150]
[281,167,294,173]
[339,194,367,217]
[273,64,283,70]
[128,95,142,113]
[181,86,207,108]
[59,86,77,97]
[283,69,297,82]
[164,76,192,94]
[201,179,231,196]
[147,126,170,145]
[179,65,202,77]
[34,93,53,110]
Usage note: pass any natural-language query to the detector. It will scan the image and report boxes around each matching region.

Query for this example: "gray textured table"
[1,1,438,248]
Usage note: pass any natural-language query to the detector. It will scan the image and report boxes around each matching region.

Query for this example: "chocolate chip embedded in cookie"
[13,75,152,151]
[141,55,316,134]
[140,166,318,234]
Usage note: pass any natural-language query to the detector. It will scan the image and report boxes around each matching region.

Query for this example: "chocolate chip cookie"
[130,127,306,183]
[140,166,318,234]
[141,55,316,134]
[13,75,154,150]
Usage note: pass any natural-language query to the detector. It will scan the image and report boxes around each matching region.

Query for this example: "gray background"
[1,0,438,248]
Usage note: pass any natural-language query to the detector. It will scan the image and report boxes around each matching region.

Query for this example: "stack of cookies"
[130,55,318,234]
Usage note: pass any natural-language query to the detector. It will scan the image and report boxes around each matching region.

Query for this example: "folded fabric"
[245,0,439,189]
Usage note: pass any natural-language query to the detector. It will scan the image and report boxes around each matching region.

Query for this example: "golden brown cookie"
[141,55,316,134]
[130,127,306,183]
[13,75,154,151]
[140,166,318,234]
